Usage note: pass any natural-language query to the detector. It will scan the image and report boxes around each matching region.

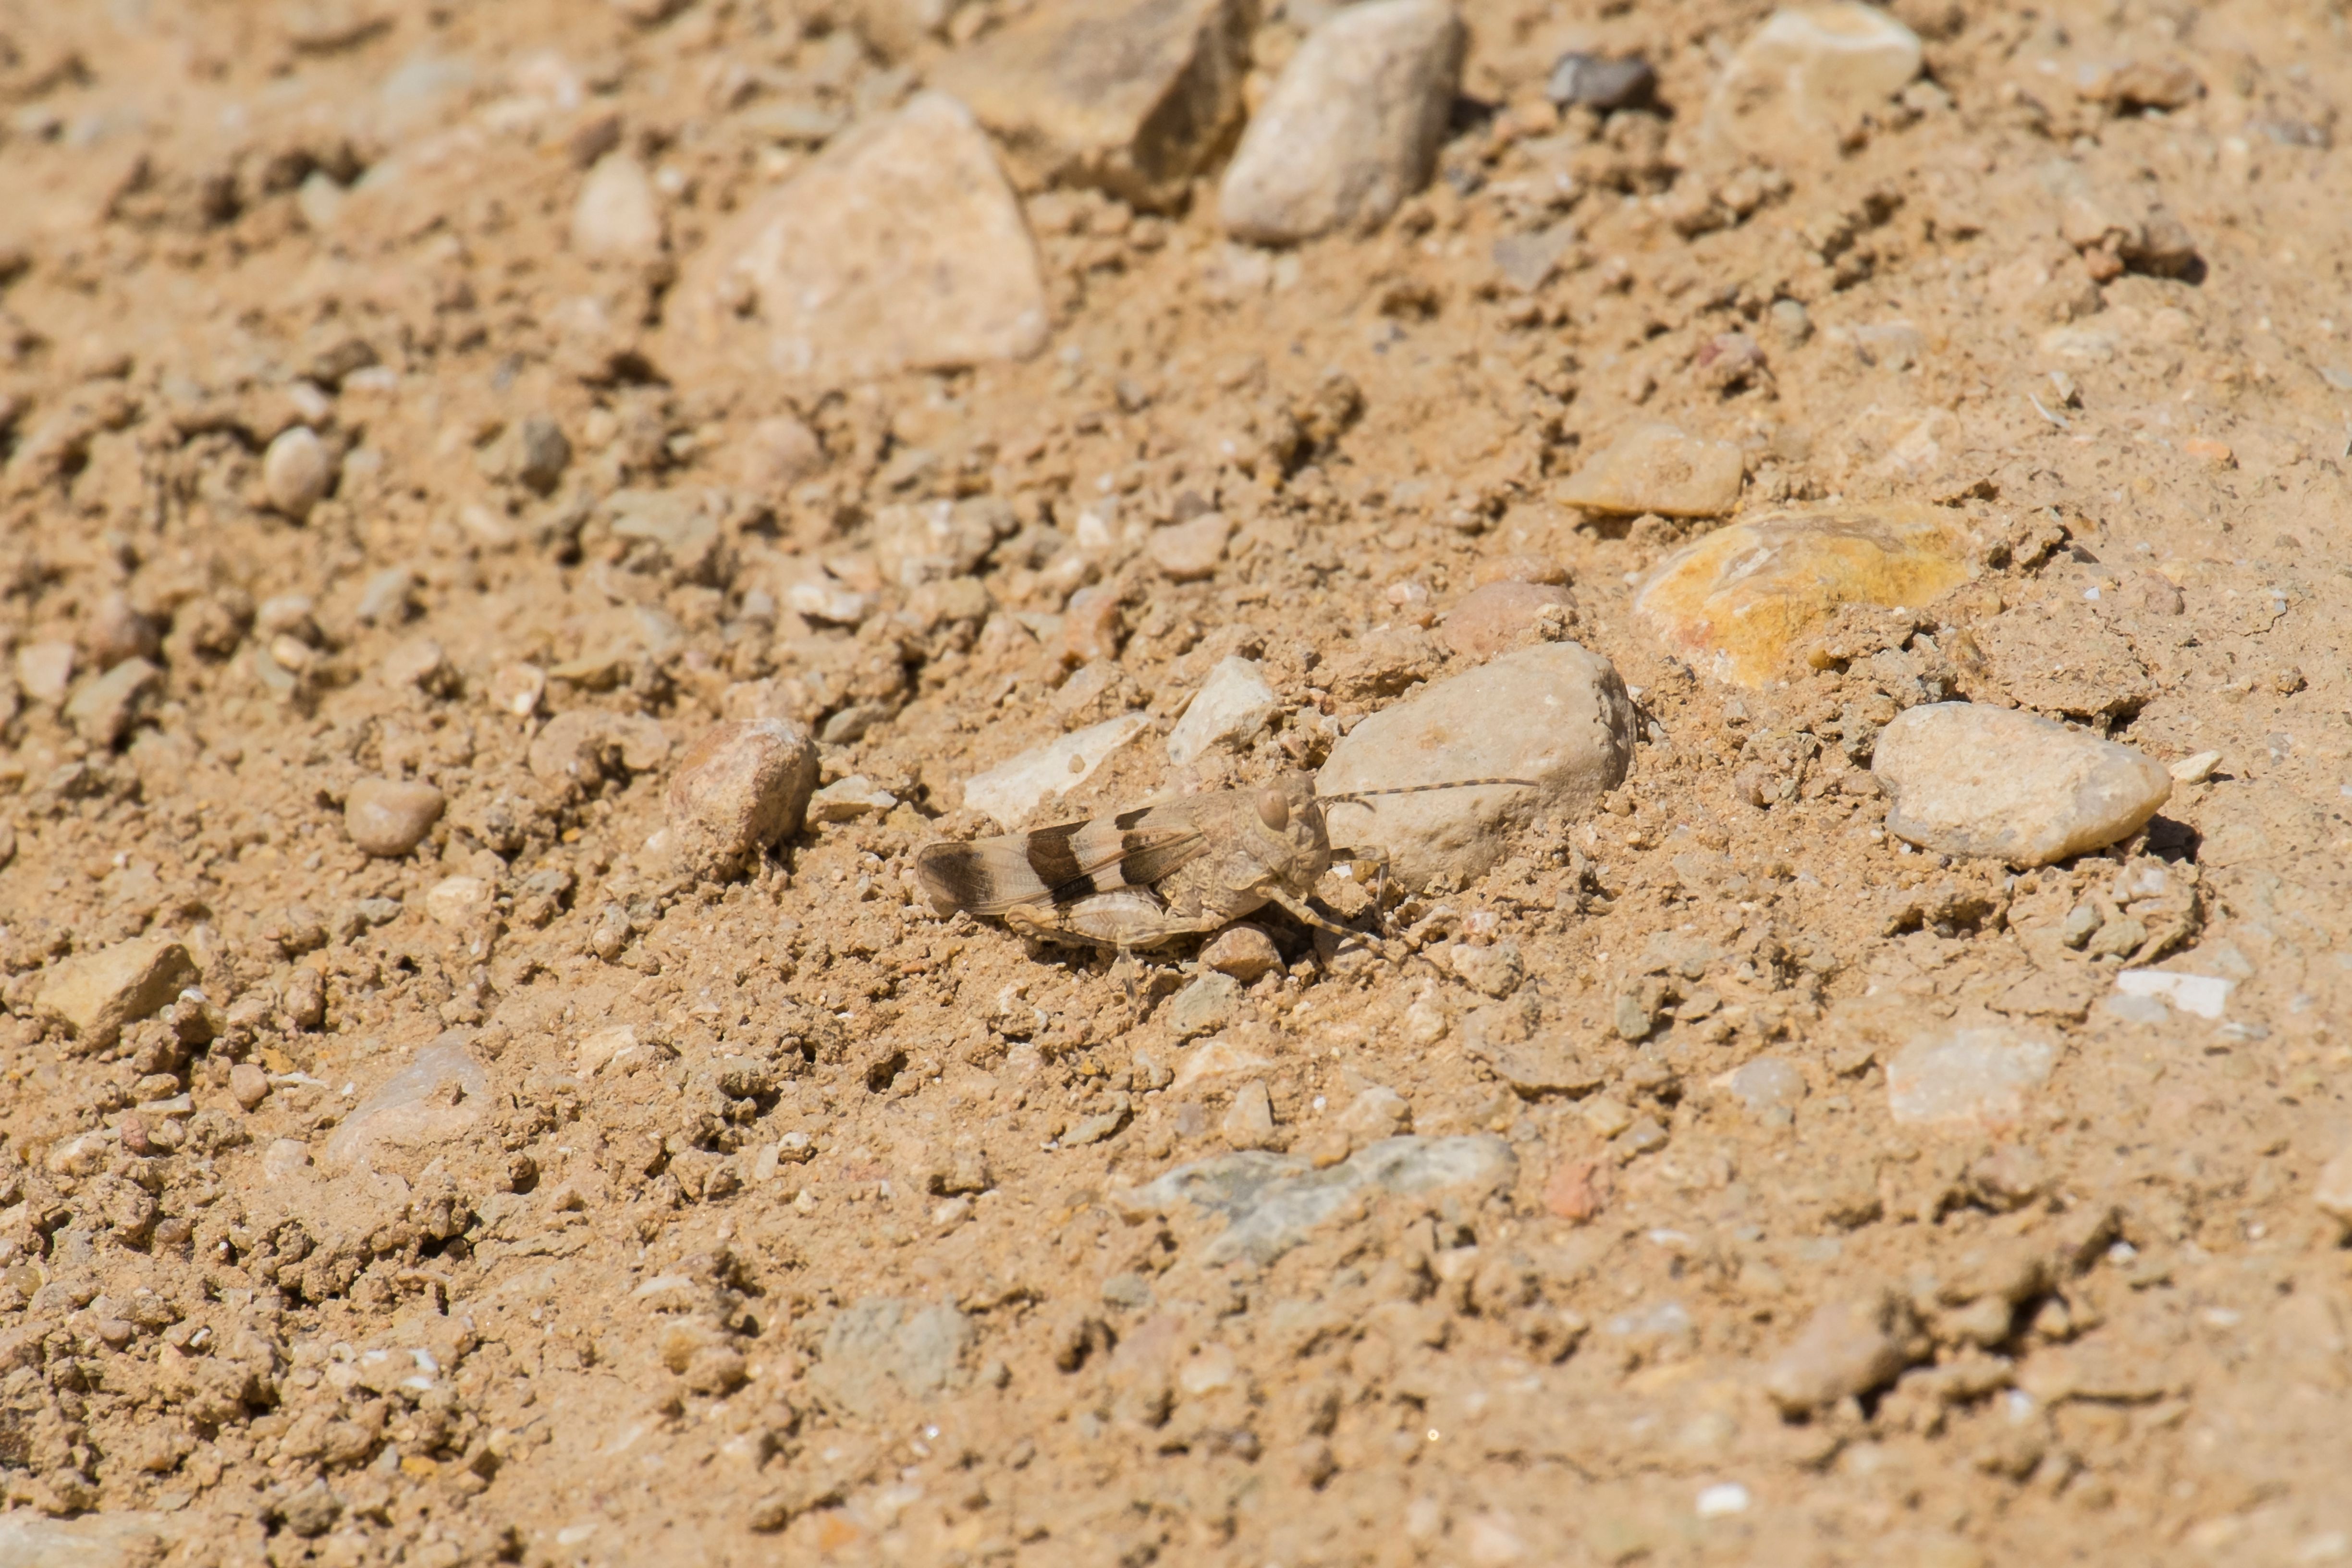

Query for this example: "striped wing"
[917,803,1207,916]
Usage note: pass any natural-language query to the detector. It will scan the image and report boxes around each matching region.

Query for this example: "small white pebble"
[1696,1482,1751,1518]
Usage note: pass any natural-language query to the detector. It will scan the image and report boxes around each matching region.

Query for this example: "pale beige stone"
[931,0,1257,210]
[572,152,665,262]
[1886,1023,2056,1129]
[35,938,197,1050]
[1705,2,1922,162]
[344,777,446,857]
[1148,511,1231,581]
[1872,704,2171,866]
[1556,423,1744,517]
[1218,0,1465,243]
[665,719,821,881]
[1634,505,1974,686]
[321,1034,488,1172]
[666,93,1048,387]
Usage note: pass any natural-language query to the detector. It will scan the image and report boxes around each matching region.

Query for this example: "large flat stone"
[665,92,1047,387]
[321,1033,490,1173]
[1123,1134,1515,1264]
[1556,423,1744,518]
[1635,504,1974,686]
[1872,703,2171,867]
[1317,642,1637,889]
[932,0,1256,210]
[959,712,1149,828]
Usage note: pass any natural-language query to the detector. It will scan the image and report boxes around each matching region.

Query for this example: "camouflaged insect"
[915,772,1529,951]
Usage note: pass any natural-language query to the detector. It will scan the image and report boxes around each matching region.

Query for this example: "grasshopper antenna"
[1316,777,1540,807]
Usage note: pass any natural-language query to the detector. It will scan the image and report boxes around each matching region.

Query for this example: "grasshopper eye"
[1256,785,1289,832]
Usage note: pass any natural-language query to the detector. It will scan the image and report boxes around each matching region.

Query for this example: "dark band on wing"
[1022,821,1090,892]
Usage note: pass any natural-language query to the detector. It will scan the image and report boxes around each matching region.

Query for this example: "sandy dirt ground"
[0,0,2349,1562]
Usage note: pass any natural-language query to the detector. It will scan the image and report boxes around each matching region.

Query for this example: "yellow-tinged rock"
[1633,504,1973,686]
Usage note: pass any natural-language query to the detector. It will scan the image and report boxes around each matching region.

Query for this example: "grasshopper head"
[1246,772,1332,884]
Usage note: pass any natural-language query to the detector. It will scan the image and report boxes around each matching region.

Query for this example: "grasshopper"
[914,772,1531,953]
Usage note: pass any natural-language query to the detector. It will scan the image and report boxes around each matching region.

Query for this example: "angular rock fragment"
[1318,642,1637,888]
[1166,656,1277,767]
[1871,704,2170,866]
[664,719,820,881]
[1635,505,1973,686]
[64,655,161,747]
[666,93,1047,386]
[36,938,198,1051]
[1218,0,1465,244]
[959,712,1147,828]
[931,0,1256,209]
[321,1034,489,1172]
[1886,1023,2056,1130]
[1556,423,1744,518]
[1764,1289,1922,1414]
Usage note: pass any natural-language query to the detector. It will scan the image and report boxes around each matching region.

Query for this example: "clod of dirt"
[1872,703,2171,865]
[1320,641,1636,887]
[1218,0,1466,244]
[1556,422,1746,518]
[1635,506,1974,686]
[1200,922,1283,982]
[663,719,820,882]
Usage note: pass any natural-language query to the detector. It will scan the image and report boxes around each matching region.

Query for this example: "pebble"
[1556,423,1744,518]
[1120,1133,1515,1265]
[667,93,1047,384]
[806,1297,972,1418]
[1545,52,1656,111]
[86,592,159,670]
[1634,504,1973,686]
[489,662,546,717]
[1722,1056,1807,1114]
[1165,656,1278,768]
[1221,1081,1280,1149]
[664,719,820,881]
[571,152,666,262]
[320,1032,489,1172]
[1704,2,1922,163]
[259,1138,312,1182]
[1217,0,1466,244]
[1763,1290,1919,1414]
[424,876,492,927]
[1441,580,1574,662]
[2113,969,2231,1020]
[1147,510,1230,581]
[732,415,826,492]
[34,937,197,1050]
[1317,642,1638,889]
[931,0,1255,209]
[1543,1158,1609,1222]
[1871,704,2171,866]
[1473,1036,1603,1099]
[64,655,160,747]
[1171,1036,1274,1096]
[1490,222,1576,293]
[959,712,1147,827]
[1886,1023,2056,1130]
[2315,1149,2352,1237]
[514,415,572,495]
[807,774,898,822]
[230,1062,272,1112]
[263,426,334,520]
[380,637,453,694]
[344,777,447,858]
[2075,57,2200,113]
[1167,972,1242,1040]
[354,566,417,625]
[1201,923,1284,983]
[14,639,75,703]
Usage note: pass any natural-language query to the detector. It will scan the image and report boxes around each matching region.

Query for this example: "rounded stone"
[1201,923,1284,983]
[1148,512,1231,582]
[263,426,335,520]
[1871,703,2171,867]
[1317,641,1638,889]
[344,777,447,857]
[664,719,821,882]
[1441,580,1573,661]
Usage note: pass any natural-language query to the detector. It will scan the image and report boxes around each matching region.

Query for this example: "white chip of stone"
[2168,749,2222,783]
[961,712,1147,828]
[1696,1482,1752,1519]
[2115,969,2232,1020]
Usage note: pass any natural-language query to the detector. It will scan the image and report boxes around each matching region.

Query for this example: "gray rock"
[1886,1023,2056,1130]
[1218,0,1465,244]
[1123,1134,1515,1264]
[808,1298,972,1417]
[1166,656,1278,767]
[664,719,821,881]
[321,1033,488,1171]
[1317,642,1638,889]
[1546,52,1656,110]
[931,0,1256,209]
[344,777,446,857]
[1871,703,2171,867]
[1166,971,1241,1040]
[666,93,1047,386]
